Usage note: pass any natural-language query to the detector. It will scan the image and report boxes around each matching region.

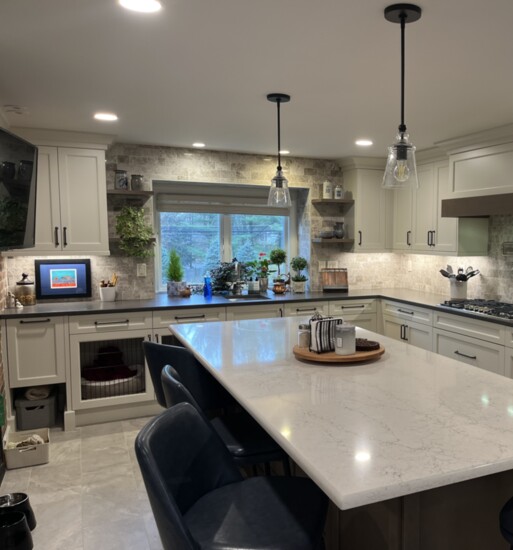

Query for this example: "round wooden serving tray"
[292,344,385,364]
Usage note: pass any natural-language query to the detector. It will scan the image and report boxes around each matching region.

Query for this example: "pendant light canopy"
[267,93,291,207]
[382,4,422,190]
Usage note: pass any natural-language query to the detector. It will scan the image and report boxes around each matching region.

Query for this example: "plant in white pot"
[166,249,187,296]
[290,256,308,293]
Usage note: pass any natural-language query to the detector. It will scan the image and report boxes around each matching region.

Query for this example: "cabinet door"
[27,146,62,252]
[345,314,377,332]
[6,317,67,387]
[354,170,388,251]
[391,186,413,251]
[383,316,432,351]
[432,161,458,253]
[433,329,505,375]
[57,148,109,254]
[411,164,435,251]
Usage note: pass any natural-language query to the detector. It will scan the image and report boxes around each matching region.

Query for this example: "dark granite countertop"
[2,287,512,328]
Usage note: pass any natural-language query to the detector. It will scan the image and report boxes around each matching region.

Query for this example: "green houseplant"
[269,248,287,281]
[290,256,308,293]
[166,249,187,296]
[115,206,154,259]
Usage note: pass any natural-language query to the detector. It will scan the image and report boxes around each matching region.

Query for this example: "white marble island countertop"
[171,317,513,511]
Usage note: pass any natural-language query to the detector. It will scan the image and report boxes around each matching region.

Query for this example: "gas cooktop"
[440,299,513,320]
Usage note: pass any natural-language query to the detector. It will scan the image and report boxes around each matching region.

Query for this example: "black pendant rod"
[277,99,282,170]
[267,93,291,172]
[399,13,406,133]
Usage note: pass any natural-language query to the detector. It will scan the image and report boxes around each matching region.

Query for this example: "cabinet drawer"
[283,302,329,317]
[344,314,377,332]
[433,329,505,375]
[501,327,513,349]
[69,312,152,334]
[329,299,377,316]
[382,300,433,326]
[153,307,226,327]
[433,312,504,345]
[225,304,283,321]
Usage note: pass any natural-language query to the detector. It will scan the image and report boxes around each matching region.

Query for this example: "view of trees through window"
[159,212,286,285]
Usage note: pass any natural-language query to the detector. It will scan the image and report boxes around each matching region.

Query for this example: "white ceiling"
[1,0,513,159]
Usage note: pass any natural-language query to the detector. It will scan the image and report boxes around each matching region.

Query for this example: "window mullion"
[221,214,232,262]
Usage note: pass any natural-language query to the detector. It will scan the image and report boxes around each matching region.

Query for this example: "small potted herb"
[290,256,308,293]
[166,249,187,296]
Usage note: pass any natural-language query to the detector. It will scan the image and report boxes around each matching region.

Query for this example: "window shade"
[154,181,290,216]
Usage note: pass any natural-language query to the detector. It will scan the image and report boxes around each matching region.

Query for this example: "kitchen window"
[154,182,296,290]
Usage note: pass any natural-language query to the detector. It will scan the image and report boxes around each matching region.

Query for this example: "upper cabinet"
[6,145,110,256]
[341,159,392,252]
[391,159,488,256]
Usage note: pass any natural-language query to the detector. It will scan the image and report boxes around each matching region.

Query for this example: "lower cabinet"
[6,316,68,387]
[329,299,377,331]
[226,304,284,320]
[433,328,505,376]
[68,312,155,411]
[283,302,330,317]
[383,316,433,351]
[153,307,226,344]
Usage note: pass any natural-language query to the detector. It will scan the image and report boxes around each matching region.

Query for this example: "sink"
[223,294,270,302]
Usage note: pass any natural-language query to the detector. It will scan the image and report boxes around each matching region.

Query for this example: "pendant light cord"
[276,99,282,170]
[399,13,406,134]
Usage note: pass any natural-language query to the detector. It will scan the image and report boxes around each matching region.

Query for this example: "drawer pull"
[454,350,477,360]
[341,305,365,310]
[19,318,51,324]
[94,320,130,327]
[174,314,206,321]
[398,308,414,315]
[295,307,317,313]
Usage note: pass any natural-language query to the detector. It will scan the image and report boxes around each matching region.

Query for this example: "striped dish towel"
[310,317,343,353]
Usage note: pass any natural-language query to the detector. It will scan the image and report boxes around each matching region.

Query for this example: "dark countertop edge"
[2,288,513,328]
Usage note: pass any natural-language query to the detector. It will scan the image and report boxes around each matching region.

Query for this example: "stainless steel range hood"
[441,193,513,217]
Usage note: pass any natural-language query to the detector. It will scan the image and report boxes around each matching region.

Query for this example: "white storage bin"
[3,427,50,469]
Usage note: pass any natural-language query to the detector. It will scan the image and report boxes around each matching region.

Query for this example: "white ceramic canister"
[322,180,333,199]
[335,323,356,355]
[334,183,344,200]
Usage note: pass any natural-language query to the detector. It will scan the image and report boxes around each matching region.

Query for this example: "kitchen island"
[171,317,513,549]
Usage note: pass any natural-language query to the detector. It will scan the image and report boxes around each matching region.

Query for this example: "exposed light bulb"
[393,159,410,182]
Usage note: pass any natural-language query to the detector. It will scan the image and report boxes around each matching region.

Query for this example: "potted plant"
[269,248,287,282]
[290,256,308,293]
[245,253,272,293]
[115,206,154,259]
[166,249,187,296]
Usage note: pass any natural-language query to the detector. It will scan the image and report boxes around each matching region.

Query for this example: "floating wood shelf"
[311,238,354,244]
[107,190,154,208]
[311,199,354,206]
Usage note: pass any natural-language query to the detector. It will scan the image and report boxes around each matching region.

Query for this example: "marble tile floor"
[0,416,163,550]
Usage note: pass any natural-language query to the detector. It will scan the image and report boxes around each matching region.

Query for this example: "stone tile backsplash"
[5,143,513,302]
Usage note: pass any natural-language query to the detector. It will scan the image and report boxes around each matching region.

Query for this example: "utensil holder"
[99,286,116,302]
[450,279,467,300]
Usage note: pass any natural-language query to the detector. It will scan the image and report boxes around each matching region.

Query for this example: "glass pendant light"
[382,4,422,190]
[267,93,292,207]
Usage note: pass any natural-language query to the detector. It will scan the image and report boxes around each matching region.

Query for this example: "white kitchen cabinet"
[69,312,155,412]
[226,303,284,320]
[448,141,513,199]
[391,160,487,255]
[152,307,227,343]
[341,160,392,252]
[7,146,109,255]
[283,302,330,317]
[433,329,505,376]
[6,316,68,387]
[329,299,377,331]
[383,315,432,351]
[381,300,433,350]
[433,312,504,346]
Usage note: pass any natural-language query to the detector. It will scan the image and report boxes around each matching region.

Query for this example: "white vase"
[167,281,187,297]
[291,280,306,293]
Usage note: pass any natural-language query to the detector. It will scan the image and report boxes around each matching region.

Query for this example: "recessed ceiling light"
[94,112,118,122]
[192,142,205,148]
[279,150,290,155]
[355,139,373,147]
[118,0,162,13]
